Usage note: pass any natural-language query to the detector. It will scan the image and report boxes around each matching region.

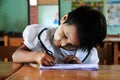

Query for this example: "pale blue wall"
[38,5,59,27]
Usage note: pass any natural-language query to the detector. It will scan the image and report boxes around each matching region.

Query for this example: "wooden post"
[4,35,8,46]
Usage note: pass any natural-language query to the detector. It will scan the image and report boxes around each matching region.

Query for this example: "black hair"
[63,6,107,52]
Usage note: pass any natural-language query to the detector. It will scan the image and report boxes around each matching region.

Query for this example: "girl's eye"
[64,36,68,39]
[62,43,77,50]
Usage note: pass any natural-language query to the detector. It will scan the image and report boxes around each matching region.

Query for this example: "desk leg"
[114,42,119,64]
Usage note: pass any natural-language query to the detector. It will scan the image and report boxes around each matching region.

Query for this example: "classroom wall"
[1,0,120,35]
[0,0,28,34]
[38,5,59,27]
[60,0,119,18]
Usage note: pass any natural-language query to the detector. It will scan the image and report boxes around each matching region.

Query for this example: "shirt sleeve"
[22,24,42,50]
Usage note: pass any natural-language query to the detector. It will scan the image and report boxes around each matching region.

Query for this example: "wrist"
[33,51,43,64]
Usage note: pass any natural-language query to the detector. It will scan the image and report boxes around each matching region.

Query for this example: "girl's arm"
[12,44,55,66]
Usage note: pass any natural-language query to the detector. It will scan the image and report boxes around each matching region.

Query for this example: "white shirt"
[23,24,99,64]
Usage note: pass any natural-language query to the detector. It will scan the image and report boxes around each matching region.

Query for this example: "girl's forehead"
[64,24,77,34]
[64,25,80,46]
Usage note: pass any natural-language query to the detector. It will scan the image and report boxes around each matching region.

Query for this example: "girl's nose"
[60,39,68,47]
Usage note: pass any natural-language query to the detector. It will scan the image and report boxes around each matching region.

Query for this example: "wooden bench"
[4,35,24,46]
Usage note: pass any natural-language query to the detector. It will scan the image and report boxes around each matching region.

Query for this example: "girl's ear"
[60,14,68,24]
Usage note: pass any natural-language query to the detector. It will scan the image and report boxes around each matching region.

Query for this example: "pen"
[46,50,56,65]
[46,50,53,56]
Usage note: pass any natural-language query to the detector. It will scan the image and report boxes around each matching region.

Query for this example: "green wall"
[59,0,71,19]
[0,0,28,33]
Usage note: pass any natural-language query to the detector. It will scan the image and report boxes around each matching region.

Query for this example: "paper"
[40,64,98,70]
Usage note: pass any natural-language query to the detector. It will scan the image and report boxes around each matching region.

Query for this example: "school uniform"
[23,24,99,64]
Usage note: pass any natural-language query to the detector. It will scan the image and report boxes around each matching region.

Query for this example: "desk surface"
[0,62,23,80]
[2,63,120,80]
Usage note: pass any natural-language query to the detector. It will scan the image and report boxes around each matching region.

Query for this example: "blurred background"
[1,0,120,36]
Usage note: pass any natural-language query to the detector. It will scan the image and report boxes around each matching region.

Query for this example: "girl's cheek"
[54,33,62,40]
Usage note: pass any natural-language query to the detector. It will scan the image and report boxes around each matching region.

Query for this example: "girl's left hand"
[62,55,82,64]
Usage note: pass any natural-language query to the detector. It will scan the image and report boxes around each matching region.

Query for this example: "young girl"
[12,6,107,66]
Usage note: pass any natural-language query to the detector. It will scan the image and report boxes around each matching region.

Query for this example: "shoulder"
[38,27,56,43]
[76,47,99,64]
[23,24,43,41]
[22,24,43,49]
[23,24,43,33]
[23,24,56,50]
[90,47,98,54]
[42,27,56,37]
[85,47,99,64]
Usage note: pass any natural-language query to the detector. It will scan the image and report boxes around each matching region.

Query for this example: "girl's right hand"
[35,52,56,66]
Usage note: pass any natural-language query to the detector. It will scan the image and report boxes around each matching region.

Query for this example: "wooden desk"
[5,64,120,80]
[104,37,120,64]
[0,62,23,80]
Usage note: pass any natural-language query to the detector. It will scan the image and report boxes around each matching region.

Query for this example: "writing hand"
[62,55,82,64]
[35,52,56,66]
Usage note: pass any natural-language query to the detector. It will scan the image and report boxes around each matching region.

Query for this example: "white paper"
[40,64,98,70]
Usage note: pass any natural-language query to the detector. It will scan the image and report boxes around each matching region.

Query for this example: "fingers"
[63,55,73,63]
[63,55,82,64]
[42,59,55,66]
[41,53,56,66]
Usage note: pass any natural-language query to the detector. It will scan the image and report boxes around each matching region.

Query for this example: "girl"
[12,6,107,66]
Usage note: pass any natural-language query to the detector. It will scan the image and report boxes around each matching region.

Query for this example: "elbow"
[12,52,16,62]
[12,51,18,62]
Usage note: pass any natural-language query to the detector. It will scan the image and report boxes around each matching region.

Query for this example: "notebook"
[40,64,98,70]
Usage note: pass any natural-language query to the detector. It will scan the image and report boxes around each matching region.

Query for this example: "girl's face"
[53,24,80,50]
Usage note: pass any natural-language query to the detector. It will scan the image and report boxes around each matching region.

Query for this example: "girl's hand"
[35,52,56,66]
[62,55,82,64]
